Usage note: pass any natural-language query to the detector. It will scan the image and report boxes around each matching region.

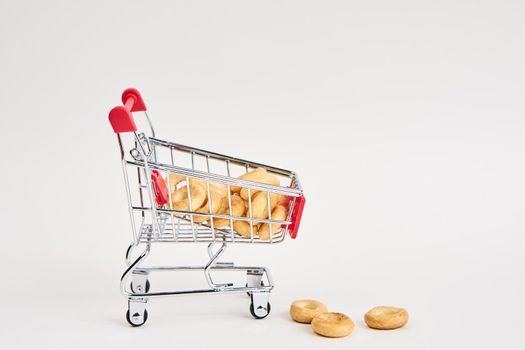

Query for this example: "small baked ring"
[233,220,258,238]
[170,184,207,212]
[289,300,328,324]
[248,191,279,219]
[231,167,267,193]
[364,306,408,330]
[192,190,227,223]
[276,194,289,207]
[311,312,355,338]
[212,194,245,228]
[258,205,287,240]
[166,173,186,193]
[190,179,229,197]
[239,173,280,200]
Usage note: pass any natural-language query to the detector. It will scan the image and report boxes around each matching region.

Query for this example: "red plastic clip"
[151,170,168,206]
[288,195,305,239]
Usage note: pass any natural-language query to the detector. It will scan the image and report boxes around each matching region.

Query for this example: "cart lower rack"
[108,88,305,326]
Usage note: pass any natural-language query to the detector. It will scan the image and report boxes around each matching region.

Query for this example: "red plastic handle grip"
[108,88,147,133]
[288,195,305,239]
[122,88,147,112]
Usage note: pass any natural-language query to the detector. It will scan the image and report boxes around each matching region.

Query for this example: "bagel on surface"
[311,312,355,338]
[289,300,328,324]
[364,306,408,330]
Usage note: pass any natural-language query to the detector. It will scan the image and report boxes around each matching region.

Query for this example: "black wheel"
[246,281,264,296]
[131,280,150,293]
[249,299,271,319]
[126,309,148,327]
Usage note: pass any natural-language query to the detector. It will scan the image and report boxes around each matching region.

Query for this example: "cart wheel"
[131,280,150,293]
[126,309,148,327]
[250,300,271,319]
[246,281,264,296]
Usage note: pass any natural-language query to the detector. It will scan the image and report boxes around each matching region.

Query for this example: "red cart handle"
[109,88,147,133]
[288,195,305,239]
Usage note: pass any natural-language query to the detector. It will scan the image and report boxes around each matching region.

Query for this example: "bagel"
[233,220,258,238]
[192,190,227,223]
[364,306,408,330]
[258,205,288,240]
[212,194,245,228]
[289,300,328,324]
[311,312,355,338]
[249,191,279,219]
[166,173,186,193]
[276,194,289,207]
[170,184,207,212]
[231,167,267,193]
[218,194,230,213]
[169,185,188,204]
[190,179,228,197]
[239,172,280,200]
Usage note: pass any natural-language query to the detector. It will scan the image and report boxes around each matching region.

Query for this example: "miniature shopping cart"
[108,88,305,326]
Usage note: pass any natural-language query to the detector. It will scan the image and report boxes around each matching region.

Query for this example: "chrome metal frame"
[114,111,303,326]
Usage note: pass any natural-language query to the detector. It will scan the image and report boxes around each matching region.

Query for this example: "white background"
[1,0,524,349]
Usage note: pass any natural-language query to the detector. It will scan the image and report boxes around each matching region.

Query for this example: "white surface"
[1,0,524,349]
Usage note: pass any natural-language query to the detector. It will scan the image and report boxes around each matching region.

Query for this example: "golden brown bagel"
[239,172,280,200]
[249,191,268,219]
[192,190,227,223]
[248,191,280,219]
[311,312,355,338]
[231,168,267,193]
[190,179,228,197]
[233,220,258,238]
[289,300,328,324]
[364,306,408,330]
[276,194,289,207]
[258,205,287,240]
[166,173,186,193]
[170,184,207,212]
[212,194,245,228]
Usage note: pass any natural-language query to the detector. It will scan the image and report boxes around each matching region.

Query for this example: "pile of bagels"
[166,167,288,240]
[290,300,408,338]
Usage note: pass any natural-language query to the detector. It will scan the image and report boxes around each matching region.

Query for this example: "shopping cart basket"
[108,88,306,326]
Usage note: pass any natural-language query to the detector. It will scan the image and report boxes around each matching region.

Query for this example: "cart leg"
[131,269,150,293]
[121,243,151,295]
[249,291,271,319]
[207,242,233,266]
[125,243,135,266]
[204,242,233,289]
[126,298,148,327]
[246,269,264,295]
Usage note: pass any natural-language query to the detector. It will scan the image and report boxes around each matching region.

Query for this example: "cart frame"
[108,88,305,326]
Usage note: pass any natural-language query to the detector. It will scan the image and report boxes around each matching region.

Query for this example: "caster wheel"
[126,309,148,327]
[250,299,271,319]
[246,281,264,296]
[131,280,150,293]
